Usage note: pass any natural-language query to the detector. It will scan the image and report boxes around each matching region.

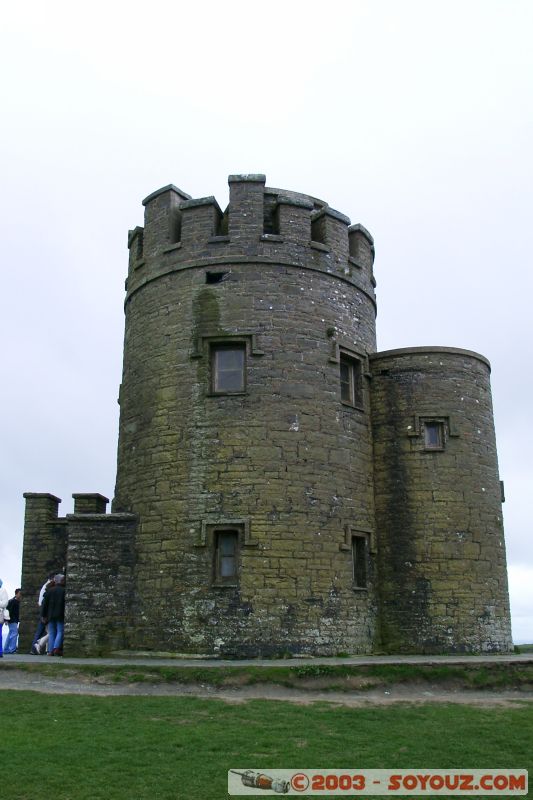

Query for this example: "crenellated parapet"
[125,174,376,307]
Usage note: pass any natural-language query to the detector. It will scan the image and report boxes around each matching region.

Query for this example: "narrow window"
[424,421,443,449]
[206,271,229,284]
[211,343,246,394]
[352,535,368,588]
[215,529,239,582]
[340,354,363,407]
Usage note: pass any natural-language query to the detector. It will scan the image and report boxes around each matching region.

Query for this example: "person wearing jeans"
[41,574,66,656]
[47,620,65,655]
[4,589,22,653]
[30,573,55,654]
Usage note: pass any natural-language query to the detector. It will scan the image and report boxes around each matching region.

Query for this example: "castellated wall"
[19,174,513,656]
[371,348,513,653]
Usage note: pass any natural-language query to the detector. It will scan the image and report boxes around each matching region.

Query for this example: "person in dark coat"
[41,574,65,656]
[4,589,22,653]
[30,572,55,654]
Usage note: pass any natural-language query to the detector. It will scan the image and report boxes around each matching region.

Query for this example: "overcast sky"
[1,1,531,641]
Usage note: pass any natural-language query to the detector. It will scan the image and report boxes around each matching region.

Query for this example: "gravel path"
[1,668,532,707]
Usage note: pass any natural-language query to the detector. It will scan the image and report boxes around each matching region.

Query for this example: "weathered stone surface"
[370,348,512,653]
[64,513,137,655]
[19,494,67,651]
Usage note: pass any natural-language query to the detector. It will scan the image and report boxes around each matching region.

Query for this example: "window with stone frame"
[352,534,368,588]
[424,420,444,450]
[214,528,239,584]
[210,342,246,394]
[340,353,363,408]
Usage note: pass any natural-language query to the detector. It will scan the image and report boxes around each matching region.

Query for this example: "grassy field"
[3,658,533,692]
[1,690,531,799]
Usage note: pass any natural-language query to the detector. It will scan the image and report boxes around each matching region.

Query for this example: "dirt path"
[1,669,532,707]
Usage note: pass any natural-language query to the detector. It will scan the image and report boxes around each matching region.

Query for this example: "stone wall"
[64,512,137,655]
[370,347,512,653]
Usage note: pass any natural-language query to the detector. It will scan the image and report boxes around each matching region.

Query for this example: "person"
[0,579,9,658]
[4,589,22,654]
[34,632,49,655]
[30,573,55,655]
[41,574,65,656]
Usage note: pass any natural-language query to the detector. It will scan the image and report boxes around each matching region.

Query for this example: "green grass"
[5,659,533,691]
[0,691,531,799]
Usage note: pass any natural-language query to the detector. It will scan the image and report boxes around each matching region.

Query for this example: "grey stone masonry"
[64,513,137,655]
[370,347,512,653]
[72,493,109,514]
[19,493,67,651]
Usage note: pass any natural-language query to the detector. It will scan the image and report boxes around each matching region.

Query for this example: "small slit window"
[352,535,368,588]
[340,354,363,408]
[206,271,229,285]
[211,343,246,394]
[215,529,239,583]
[424,421,444,450]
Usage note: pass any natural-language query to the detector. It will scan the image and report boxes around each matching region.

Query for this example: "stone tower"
[114,175,378,656]
[20,174,513,656]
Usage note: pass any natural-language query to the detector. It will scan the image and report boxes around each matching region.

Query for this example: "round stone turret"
[370,347,512,653]
[115,174,378,656]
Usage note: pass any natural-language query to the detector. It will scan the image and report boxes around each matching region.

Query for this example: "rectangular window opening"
[352,535,368,588]
[206,271,229,285]
[424,421,444,449]
[211,343,246,394]
[340,354,363,408]
[214,529,239,583]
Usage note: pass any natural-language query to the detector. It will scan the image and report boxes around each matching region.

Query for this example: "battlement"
[126,174,376,304]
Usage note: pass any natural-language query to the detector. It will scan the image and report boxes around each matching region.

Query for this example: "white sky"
[1,0,532,642]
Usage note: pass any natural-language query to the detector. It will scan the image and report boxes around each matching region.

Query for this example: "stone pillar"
[228,174,266,244]
[72,493,109,514]
[142,184,191,257]
[19,493,66,651]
